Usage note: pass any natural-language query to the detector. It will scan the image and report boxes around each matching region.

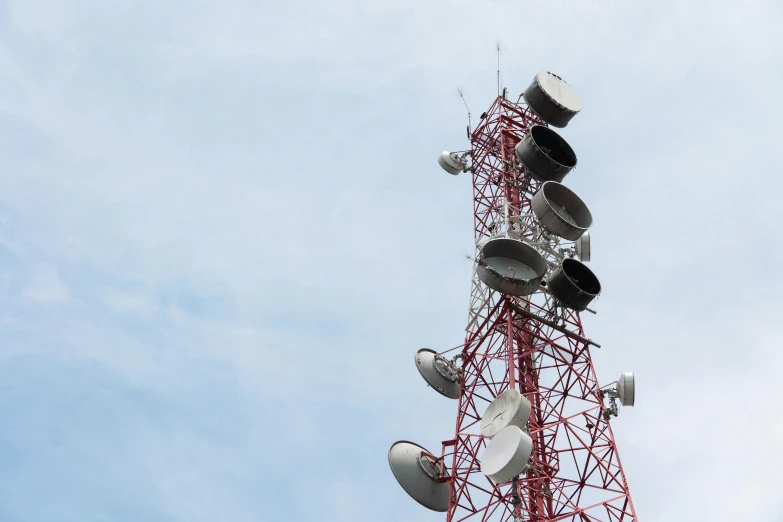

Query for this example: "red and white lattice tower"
[388,72,638,522]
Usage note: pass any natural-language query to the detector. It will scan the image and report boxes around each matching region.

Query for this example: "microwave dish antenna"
[523,71,582,128]
[575,231,591,262]
[388,441,450,512]
[532,181,593,240]
[480,389,532,439]
[481,425,534,484]
[514,125,577,183]
[438,151,466,175]
[548,258,601,311]
[476,238,548,296]
[617,372,635,406]
[603,372,636,418]
[414,348,461,399]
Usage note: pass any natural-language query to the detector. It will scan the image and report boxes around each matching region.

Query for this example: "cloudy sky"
[1,1,782,521]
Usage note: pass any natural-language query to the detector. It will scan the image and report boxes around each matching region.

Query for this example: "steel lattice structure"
[439,95,638,522]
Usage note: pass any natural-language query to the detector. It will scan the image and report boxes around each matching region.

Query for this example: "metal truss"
[440,96,637,521]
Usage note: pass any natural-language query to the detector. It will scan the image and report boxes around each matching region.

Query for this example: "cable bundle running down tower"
[389,72,638,521]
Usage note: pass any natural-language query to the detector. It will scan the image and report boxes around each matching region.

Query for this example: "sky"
[0,1,782,521]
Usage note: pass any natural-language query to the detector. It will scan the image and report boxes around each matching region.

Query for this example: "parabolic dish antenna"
[575,231,591,262]
[617,372,635,407]
[388,441,450,512]
[480,389,532,439]
[514,125,577,183]
[481,426,533,484]
[477,238,547,296]
[415,348,461,399]
[437,151,465,175]
[548,258,601,311]
[532,181,593,241]
[523,71,582,128]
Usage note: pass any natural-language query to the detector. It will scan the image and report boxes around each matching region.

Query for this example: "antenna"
[457,87,472,137]
[476,238,547,296]
[575,231,591,262]
[515,125,578,183]
[531,181,593,240]
[437,151,467,175]
[480,389,531,438]
[391,68,640,521]
[414,348,461,399]
[523,71,582,128]
[482,425,534,484]
[496,41,502,96]
[548,258,601,311]
[388,441,450,512]
[602,372,637,418]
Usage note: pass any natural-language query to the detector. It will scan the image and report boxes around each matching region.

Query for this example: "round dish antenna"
[481,426,533,484]
[532,181,593,241]
[480,389,532,439]
[548,258,601,311]
[523,72,582,128]
[388,441,450,512]
[414,348,461,399]
[437,151,466,175]
[617,372,635,407]
[477,238,548,296]
[575,231,591,262]
[514,125,577,183]
[603,372,636,417]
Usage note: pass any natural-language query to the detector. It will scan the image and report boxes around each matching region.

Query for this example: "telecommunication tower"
[388,71,638,521]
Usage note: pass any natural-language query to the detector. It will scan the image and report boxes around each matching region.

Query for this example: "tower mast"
[390,70,638,522]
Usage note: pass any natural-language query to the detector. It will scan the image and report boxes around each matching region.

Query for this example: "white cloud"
[21,266,69,304]
[101,287,159,317]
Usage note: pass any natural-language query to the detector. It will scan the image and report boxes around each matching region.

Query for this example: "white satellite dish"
[437,151,465,175]
[481,426,533,484]
[532,181,593,241]
[575,231,591,262]
[388,441,450,512]
[480,389,531,439]
[415,348,461,399]
[617,372,635,407]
